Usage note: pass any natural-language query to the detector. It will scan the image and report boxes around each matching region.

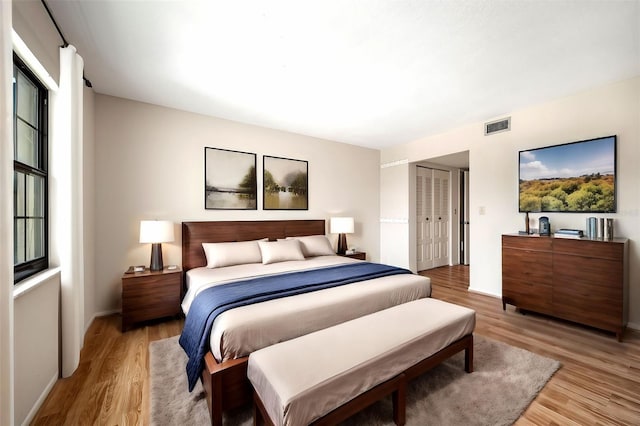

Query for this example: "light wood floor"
[32,265,639,425]
[421,266,640,426]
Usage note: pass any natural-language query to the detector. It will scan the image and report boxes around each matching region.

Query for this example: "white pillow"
[286,235,335,257]
[202,238,267,268]
[258,239,305,265]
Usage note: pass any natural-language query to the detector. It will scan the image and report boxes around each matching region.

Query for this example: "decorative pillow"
[258,239,305,265]
[286,235,335,257]
[202,238,267,268]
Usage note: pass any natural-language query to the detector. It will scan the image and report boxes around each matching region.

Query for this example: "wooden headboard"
[181,220,326,272]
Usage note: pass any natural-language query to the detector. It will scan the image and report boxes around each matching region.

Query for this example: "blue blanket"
[179,262,412,391]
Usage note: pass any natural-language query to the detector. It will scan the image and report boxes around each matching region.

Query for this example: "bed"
[180,220,431,426]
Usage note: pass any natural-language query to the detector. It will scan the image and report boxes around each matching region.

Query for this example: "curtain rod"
[41,0,68,47]
[40,0,93,88]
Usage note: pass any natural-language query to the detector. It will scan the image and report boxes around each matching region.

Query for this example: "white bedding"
[183,256,432,362]
[182,255,359,313]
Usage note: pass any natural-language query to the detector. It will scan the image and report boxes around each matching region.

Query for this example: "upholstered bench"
[248,298,476,426]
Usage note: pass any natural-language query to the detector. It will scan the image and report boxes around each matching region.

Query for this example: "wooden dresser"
[501,234,628,340]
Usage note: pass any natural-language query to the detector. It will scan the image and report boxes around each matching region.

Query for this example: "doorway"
[415,151,469,272]
[461,170,470,265]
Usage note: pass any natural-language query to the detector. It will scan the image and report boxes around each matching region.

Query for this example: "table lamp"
[330,217,354,255]
[139,220,175,271]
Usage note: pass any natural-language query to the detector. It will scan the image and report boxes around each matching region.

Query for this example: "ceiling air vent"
[484,117,511,136]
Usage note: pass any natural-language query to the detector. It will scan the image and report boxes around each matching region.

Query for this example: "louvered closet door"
[416,167,433,270]
[432,169,450,268]
[416,167,451,271]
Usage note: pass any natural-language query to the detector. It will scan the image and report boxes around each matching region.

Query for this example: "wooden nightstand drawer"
[340,252,366,260]
[122,268,182,331]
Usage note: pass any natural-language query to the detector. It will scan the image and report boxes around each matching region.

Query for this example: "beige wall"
[12,0,60,84]
[381,76,640,329]
[83,85,96,327]
[94,94,381,313]
[13,271,60,425]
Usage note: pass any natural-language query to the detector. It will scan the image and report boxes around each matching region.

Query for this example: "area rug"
[149,335,560,425]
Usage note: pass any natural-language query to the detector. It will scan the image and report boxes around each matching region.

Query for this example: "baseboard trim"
[627,321,639,332]
[84,309,120,334]
[84,313,96,335]
[21,373,57,426]
[95,309,120,317]
[467,287,501,298]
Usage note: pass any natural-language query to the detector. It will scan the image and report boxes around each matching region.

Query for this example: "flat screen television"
[519,135,616,213]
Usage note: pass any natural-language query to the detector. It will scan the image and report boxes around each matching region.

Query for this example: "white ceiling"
[46,0,639,150]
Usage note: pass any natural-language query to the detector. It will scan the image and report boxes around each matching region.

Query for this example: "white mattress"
[183,256,432,362]
[248,298,476,426]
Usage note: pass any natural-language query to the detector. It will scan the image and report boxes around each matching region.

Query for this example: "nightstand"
[340,251,366,260]
[121,267,182,331]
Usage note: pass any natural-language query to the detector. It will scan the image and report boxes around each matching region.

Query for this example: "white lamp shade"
[139,220,175,243]
[330,217,354,234]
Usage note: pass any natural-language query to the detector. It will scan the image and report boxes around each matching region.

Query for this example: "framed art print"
[518,135,616,213]
[263,155,308,210]
[204,147,257,210]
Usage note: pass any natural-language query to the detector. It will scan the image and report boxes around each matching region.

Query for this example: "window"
[13,54,48,283]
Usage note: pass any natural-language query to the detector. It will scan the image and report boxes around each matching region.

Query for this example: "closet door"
[432,169,450,268]
[416,167,433,270]
[416,167,451,271]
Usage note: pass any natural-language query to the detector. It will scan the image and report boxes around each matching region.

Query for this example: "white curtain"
[52,45,85,378]
[0,2,15,424]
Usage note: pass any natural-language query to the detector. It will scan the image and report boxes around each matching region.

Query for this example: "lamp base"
[150,243,164,271]
[337,233,348,255]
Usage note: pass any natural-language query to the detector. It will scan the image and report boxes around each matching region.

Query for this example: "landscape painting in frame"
[263,155,308,210]
[519,135,616,213]
[204,147,257,210]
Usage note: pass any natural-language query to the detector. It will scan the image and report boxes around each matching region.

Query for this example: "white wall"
[13,271,60,426]
[381,76,640,329]
[380,162,410,268]
[94,95,381,314]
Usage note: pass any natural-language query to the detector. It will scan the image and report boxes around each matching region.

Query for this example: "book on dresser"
[554,229,584,239]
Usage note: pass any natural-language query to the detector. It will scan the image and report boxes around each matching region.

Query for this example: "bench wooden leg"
[253,390,274,426]
[252,398,260,426]
[465,334,474,373]
[392,376,406,426]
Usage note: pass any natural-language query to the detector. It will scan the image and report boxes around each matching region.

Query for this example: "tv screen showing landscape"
[519,135,616,213]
